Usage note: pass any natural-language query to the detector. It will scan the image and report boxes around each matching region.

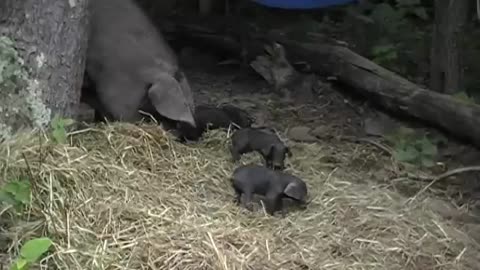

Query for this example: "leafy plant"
[50,114,75,144]
[10,237,53,270]
[372,44,398,66]
[369,3,407,34]
[0,179,31,212]
[395,0,429,20]
[452,91,476,105]
[386,127,438,167]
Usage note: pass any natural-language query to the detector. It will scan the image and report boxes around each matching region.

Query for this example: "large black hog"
[80,72,108,122]
[231,164,308,216]
[176,104,254,141]
[86,0,196,126]
[230,127,291,170]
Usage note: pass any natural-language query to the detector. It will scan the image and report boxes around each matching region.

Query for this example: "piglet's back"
[248,129,282,148]
[232,165,271,186]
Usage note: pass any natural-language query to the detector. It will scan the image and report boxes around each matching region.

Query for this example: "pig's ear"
[174,70,195,113]
[261,144,275,158]
[148,72,196,127]
[284,182,306,201]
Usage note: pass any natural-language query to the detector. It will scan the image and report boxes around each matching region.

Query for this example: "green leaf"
[15,258,28,270]
[50,114,72,144]
[1,180,31,206]
[386,50,398,61]
[370,3,404,33]
[372,44,396,55]
[52,128,67,144]
[0,189,16,206]
[62,118,75,127]
[394,146,419,162]
[20,237,53,263]
[421,157,435,168]
[420,137,437,156]
[12,181,31,205]
[50,115,60,129]
[452,91,475,104]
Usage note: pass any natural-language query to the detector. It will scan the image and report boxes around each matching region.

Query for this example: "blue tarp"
[251,0,358,10]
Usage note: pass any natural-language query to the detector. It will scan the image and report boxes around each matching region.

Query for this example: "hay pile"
[0,123,478,269]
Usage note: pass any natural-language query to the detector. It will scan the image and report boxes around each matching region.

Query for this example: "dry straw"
[0,123,478,269]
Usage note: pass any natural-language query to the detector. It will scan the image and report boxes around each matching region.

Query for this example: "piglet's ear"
[284,182,306,201]
[286,147,292,157]
[261,144,274,158]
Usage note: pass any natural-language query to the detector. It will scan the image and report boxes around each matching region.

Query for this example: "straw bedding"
[0,123,478,269]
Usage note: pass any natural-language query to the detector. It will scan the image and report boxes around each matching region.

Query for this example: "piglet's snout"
[273,164,284,170]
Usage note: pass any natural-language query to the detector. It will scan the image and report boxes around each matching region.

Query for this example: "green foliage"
[0,179,31,212]
[50,114,75,144]
[452,91,477,105]
[371,44,398,66]
[370,3,407,34]
[10,237,53,270]
[357,0,429,77]
[395,0,429,20]
[368,0,429,23]
[0,178,53,270]
[386,127,438,167]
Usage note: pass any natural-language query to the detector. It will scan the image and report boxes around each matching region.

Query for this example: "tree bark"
[0,0,89,139]
[430,0,469,94]
[162,17,480,148]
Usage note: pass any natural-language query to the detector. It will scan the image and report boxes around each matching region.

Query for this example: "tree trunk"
[0,0,89,140]
[430,0,469,94]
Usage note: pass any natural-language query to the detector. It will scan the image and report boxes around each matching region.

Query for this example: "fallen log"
[161,17,480,148]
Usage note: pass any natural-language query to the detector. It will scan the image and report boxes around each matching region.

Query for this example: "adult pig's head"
[147,71,196,127]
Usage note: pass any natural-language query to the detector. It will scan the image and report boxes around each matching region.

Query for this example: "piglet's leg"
[230,145,241,162]
[265,159,273,169]
[241,192,254,211]
[233,186,242,205]
[262,154,273,169]
[265,191,281,216]
[278,198,286,218]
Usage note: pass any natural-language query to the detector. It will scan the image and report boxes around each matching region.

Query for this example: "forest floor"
[2,51,480,269]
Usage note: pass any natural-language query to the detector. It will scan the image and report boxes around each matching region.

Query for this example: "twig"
[27,131,60,236]
[409,166,480,204]
[357,138,393,155]
[22,153,38,195]
[38,130,44,172]
[339,136,393,156]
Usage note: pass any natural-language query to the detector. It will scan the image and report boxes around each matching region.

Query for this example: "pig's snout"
[273,164,284,170]
[272,158,285,170]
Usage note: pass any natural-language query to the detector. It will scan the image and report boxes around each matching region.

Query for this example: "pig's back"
[88,0,178,80]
